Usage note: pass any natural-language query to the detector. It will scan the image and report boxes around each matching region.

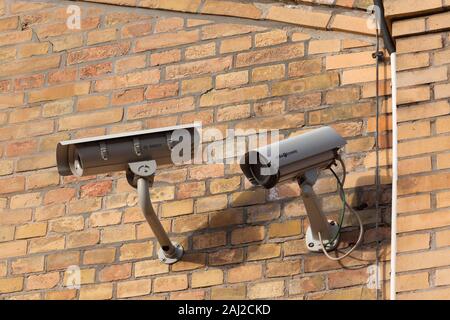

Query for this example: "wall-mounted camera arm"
[127,161,183,265]
[298,170,339,252]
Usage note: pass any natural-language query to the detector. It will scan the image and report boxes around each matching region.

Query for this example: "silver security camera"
[240,126,350,253]
[56,123,200,264]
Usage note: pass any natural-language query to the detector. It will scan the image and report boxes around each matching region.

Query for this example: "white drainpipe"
[389,52,398,300]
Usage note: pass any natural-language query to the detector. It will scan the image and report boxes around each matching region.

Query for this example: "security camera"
[240,126,346,189]
[57,123,200,179]
[240,126,356,253]
[56,123,201,265]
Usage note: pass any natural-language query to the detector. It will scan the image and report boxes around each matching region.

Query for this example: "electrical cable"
[318,161,364,261]
[325,157,347,246]
[373,8,383,300]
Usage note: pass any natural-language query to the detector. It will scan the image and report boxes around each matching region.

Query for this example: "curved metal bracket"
[127,160,184,264]
[298,170,339,252]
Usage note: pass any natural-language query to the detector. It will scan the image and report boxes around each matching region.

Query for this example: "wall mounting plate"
[158,242,184,265]
[305,220,339,252]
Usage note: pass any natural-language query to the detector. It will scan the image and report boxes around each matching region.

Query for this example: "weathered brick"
[181,77,212,94]
[16,222,47,239]
[397,248,450,272]
[166,56,232,80]
[0,176,25,194]
[201,0,261,19]
[0,240,27,259]
[331,14,374,35]
[398,233,430,252]
[95,69,160,91]
[216,71,248,89]
[0,29,32,47]
[135,259,168,277]
[200,85,268,107]
[343,65,390,85]
[120,241,153,261]
[217,104,250,122]
[185,42,216,60]
[269,220,301,238]
[19,42,49,58]
[128,97,194,120]
[0,277,23,294]
[266,6,331,29]
[273,73,339,97]
[47,251,80,271]
[50,34,83,52]
[398,194,431,213]
[220,36,252,53]
[79,283,113,300]
[211,286,246,300]
[102,224,135,244]
[145,82,179,100]
[201,23,264,40]
[84,247,116,265]
[255,30,287,47]
[67,230,99,248]
[11,256,44,274]
[236,43,304,67]
[309,39,341,54]
[135,30,199,52]
[29,82,90,103]
[398,67,447,88]
[150,49,181,66]
[228,264,262,283]
[247,243,281,261]
[326,51,374,70]
[397,34,443,54]
[29,236,64,253]
[193,231,226,249]
[0,55,60,78]
[68,42,130,64]
[27,272,60,290]
[117,279,151,298]
[191,269,223,288]
[248,281,284,299]
[435,83,450,100]
[397,52,430,71]
[153,274,188,293]
[59,108,123,131]
[385,0,442,18]
[87,28,117,45]
[231,226,265,245]
[289,276,325,294]
[50,216,84,233]
[268,260,301,277]
[398,211,450,233]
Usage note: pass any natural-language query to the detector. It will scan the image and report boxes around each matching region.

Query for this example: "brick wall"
[0,0,446,300]
[388,1,450,299]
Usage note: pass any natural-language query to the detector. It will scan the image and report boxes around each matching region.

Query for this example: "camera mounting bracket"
[298,169,339,252]
[127,160,183,265]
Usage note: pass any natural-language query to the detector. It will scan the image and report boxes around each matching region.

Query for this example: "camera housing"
[240,126,347,253]
[57,123,200,177]
[240,126,346,189]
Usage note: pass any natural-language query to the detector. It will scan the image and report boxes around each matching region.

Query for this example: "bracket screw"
[308,243,314,248]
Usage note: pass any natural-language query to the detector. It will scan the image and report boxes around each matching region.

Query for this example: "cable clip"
[372,51,384,62]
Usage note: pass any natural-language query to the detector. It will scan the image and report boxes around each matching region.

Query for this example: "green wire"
[325,166,346,248]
